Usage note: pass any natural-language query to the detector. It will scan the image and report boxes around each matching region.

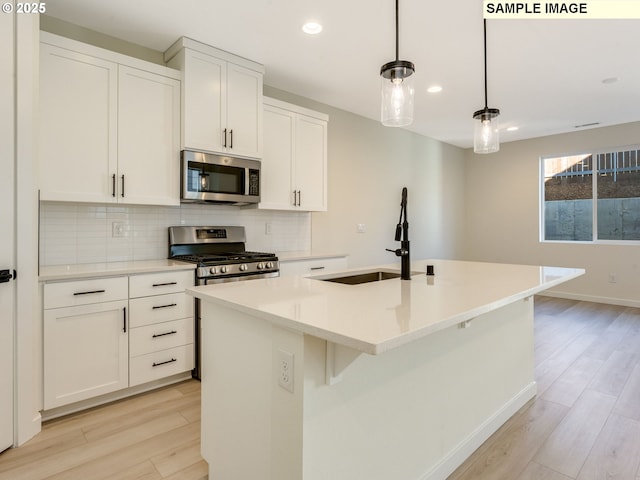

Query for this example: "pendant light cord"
[483,18,488,109]
[395,0,399,61]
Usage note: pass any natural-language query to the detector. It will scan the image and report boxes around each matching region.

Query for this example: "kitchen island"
[187,259,584,480]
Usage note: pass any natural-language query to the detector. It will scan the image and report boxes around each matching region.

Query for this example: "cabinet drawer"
[129,292,193,328]
[130,318,194,357]
[129,270,193,298]
[279,257,348,277]
[44,277,128,309]
[129,344,194,387]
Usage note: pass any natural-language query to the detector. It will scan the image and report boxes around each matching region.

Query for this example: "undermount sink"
[316,270,417,285]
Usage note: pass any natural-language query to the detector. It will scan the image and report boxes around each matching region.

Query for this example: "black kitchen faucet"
[386,187,411,280]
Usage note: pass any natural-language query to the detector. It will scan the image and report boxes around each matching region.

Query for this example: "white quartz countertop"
[277,251,349,262]
[187,259,584,355]
[39,259,196,282]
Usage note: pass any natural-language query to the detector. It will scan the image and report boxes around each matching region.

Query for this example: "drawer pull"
[153,358,177,367]
[152,330,177,338]
[152,303,177,310]
[310,266,325,271]
[73,289,106,296]
[152,282,178,287]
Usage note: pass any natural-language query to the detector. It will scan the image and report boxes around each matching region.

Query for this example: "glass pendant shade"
[472,19,500,154]
[473,108,500,154]
[381,61,415,127]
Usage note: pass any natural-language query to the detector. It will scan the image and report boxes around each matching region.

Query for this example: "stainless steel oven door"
[201,271,279,285]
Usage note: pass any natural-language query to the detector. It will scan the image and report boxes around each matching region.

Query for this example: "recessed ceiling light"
[427,85,442,93]
[302,22,323,35]
[602,77,618,84]
[506,126,519,132]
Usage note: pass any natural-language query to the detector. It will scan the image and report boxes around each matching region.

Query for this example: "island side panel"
[301,298,536,480]
[200,301,304,480]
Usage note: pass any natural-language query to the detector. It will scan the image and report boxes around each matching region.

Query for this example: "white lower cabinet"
[128,271,195,387]
[43,269,195,411]
[279,256,348,277]
[43,277,129,410]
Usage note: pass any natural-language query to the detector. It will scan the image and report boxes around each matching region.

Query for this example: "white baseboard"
[41,372,193,421]
[539,291,640,308]
[421,382,537,480]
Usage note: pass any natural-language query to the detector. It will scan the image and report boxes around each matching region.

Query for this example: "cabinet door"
[44,300,129,409]
[118,66,180,205]
[295,115,328,211]
[226,64,262,159]
[260,105,295,210]
[39,43,118,203]
[182,50,226,154]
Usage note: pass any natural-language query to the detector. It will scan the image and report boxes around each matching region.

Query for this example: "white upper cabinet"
[39,33,181,206]
[260,97,328,211]
[165,38,263,160]
[118,66,180,205]
[39,43,118,203]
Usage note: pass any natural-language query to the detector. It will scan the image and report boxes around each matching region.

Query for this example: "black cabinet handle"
[152,330,177,338]
[229,129,233,149]
[298,190,302,206]
[73,289,106,296]
[152,303,177,310]
[310,266,325,271]
[153,358,177,367]
[123,306,127,333]
[152,282,177,287]
[121,175,125,197]
[223,128,227,148]
[111,174,116,197]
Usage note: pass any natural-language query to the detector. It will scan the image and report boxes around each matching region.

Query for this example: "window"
[541,146,640,242]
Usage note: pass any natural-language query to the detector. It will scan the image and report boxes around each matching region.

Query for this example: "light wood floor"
[0,380,206,480]
[451,296,640,480]
[1,296,639,479]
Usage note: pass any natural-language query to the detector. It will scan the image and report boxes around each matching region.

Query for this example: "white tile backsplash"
[39,202,311,266]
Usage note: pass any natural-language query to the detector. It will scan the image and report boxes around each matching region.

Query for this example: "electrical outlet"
[112,222,125,238]
[265,222,272,235]
[356,223,366,233]
[608,274,617,284]
[278,349,294,393]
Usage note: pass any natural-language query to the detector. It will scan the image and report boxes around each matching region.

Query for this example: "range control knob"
[220,265,228,274]
[266,262,274,269]
[256,263,264,270]
[239,264,248,272]
[209,266,218,275]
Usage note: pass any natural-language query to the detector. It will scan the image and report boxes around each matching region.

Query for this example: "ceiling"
[44,0,640,148]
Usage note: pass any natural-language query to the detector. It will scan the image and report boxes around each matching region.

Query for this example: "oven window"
[187,162,244,194]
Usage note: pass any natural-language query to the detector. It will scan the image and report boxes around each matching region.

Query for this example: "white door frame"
[0,6,15,454]
[14,12,41,446]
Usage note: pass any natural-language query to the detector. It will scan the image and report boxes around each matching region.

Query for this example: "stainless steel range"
[168,225,279,378]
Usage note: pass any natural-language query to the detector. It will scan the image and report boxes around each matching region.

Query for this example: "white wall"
[265,86,467,269]
[463,121,640,306]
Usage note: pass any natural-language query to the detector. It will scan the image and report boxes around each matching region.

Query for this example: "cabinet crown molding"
[40,31,180,80]
[163,36,264,74]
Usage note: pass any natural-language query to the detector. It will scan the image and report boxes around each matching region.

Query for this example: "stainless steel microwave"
[181,150,260,205]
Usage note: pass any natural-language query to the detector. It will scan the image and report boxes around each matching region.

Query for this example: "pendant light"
[473,19,500,154]
[380,0,415,127]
